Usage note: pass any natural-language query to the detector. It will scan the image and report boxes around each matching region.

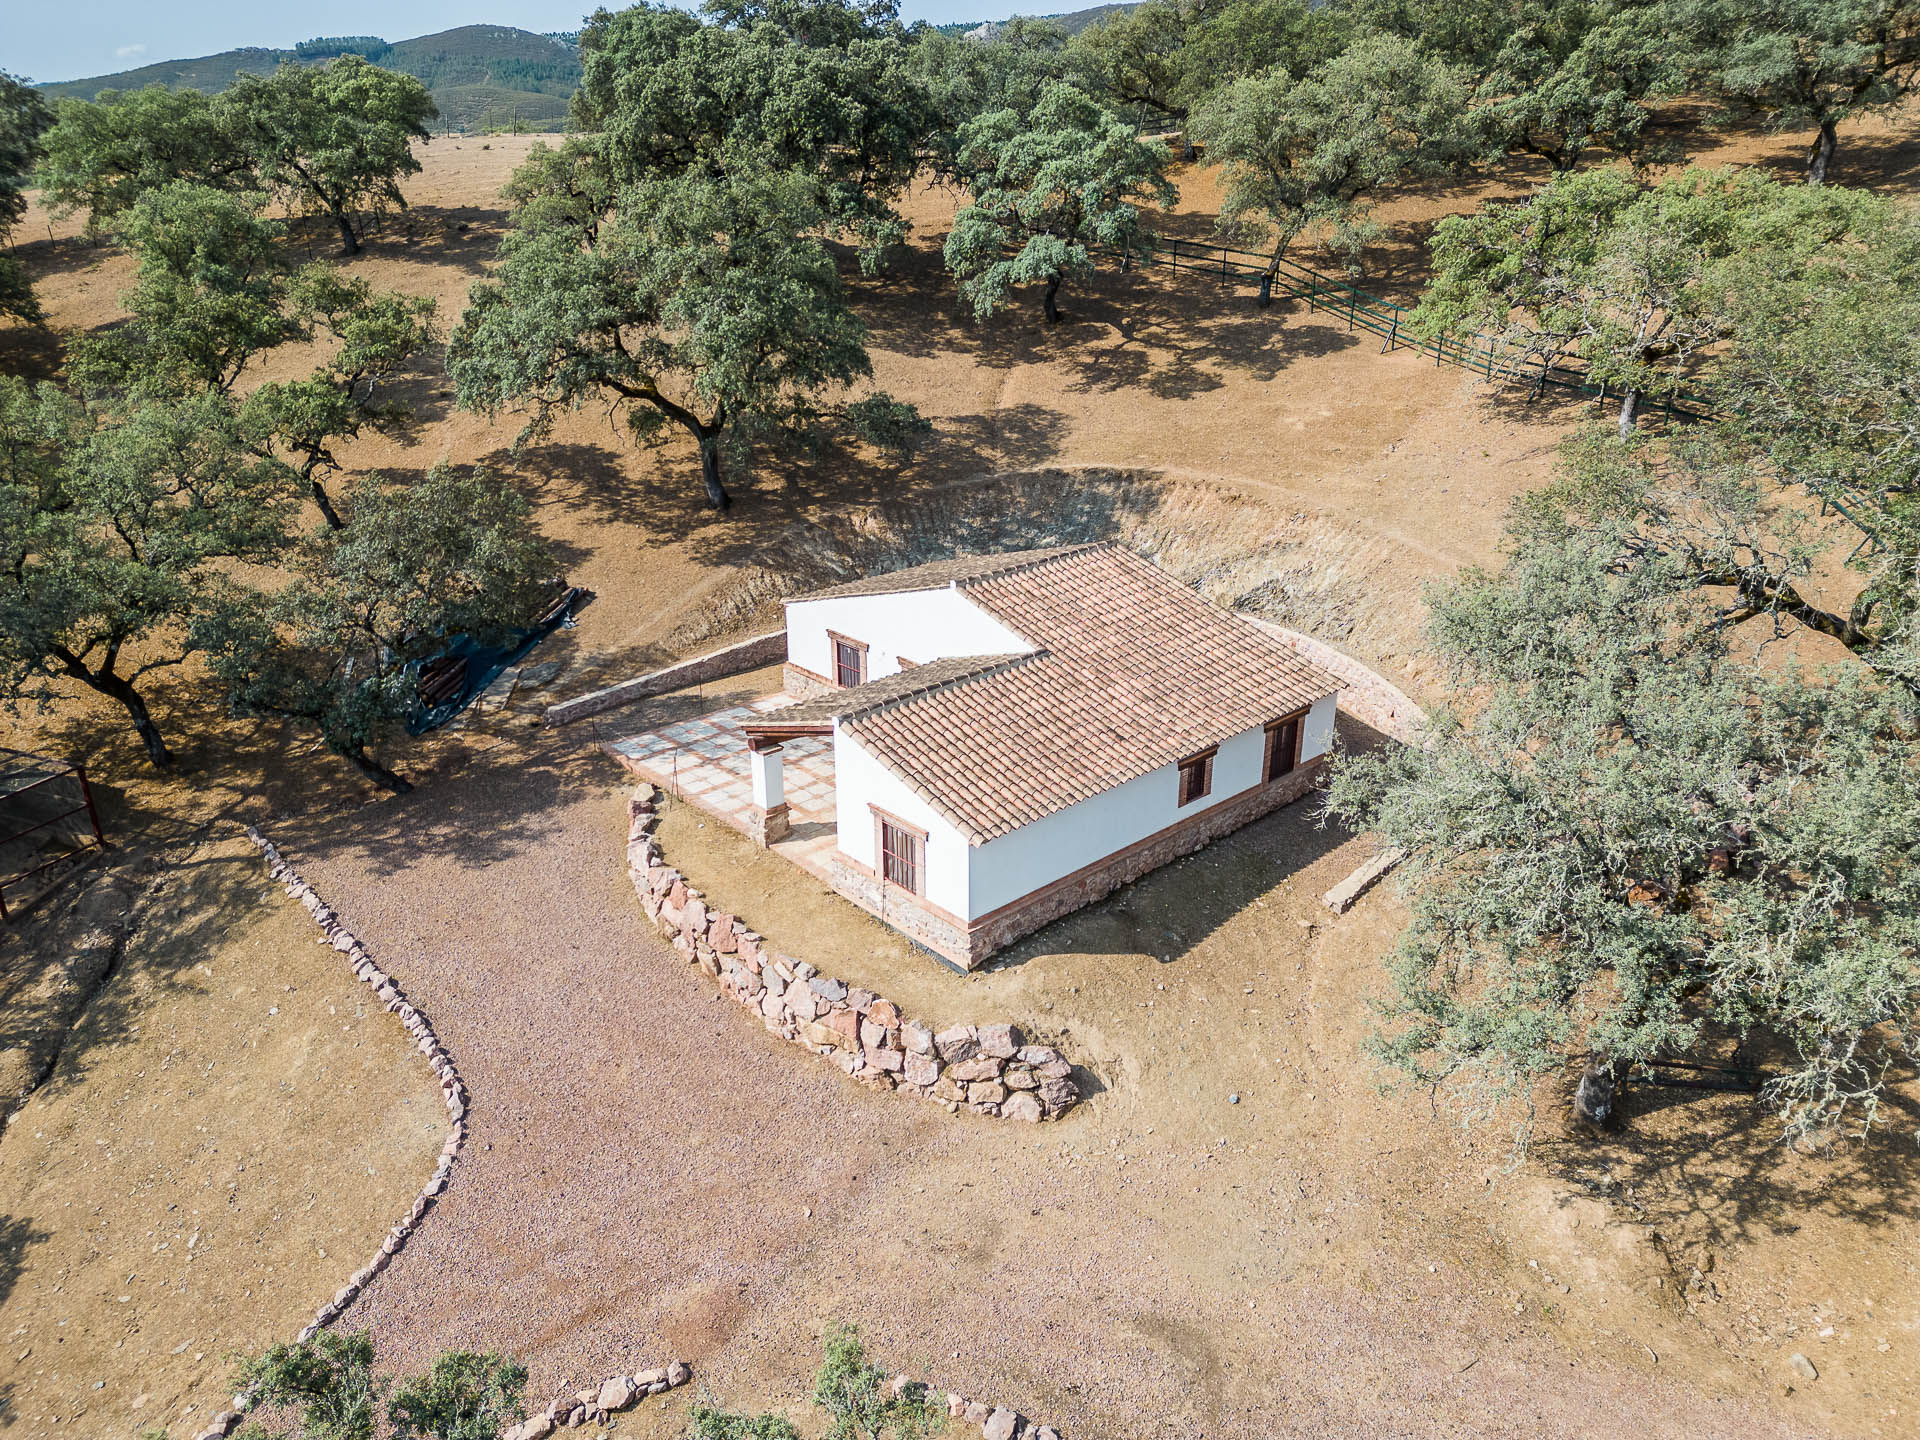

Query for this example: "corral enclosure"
[0,749,103,920]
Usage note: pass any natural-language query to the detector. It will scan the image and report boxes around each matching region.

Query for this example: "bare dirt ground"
[0,837,443,1438]
[2,96,1917,1440]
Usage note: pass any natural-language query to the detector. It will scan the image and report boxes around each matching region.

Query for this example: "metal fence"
[1097,235,1712,421]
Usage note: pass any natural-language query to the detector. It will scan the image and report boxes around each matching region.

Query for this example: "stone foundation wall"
[821,760,1328,969]
[826,855,974,968]
[626,786,1080,1121]
[781,661,837,701]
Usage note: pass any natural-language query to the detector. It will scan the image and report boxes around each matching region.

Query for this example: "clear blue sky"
[8,2,1025,85]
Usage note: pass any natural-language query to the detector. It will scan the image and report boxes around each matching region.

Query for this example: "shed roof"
[775,545,1342,845]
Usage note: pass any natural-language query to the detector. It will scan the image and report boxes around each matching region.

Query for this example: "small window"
[1265,712,1304,782]
[833,634,867,688]
[879,817,922,894]
[1177,749,1215,807]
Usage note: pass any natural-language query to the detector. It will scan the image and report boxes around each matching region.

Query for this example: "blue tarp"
[404,589,586,735]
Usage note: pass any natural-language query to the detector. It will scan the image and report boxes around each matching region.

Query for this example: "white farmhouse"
[738,544,1342,968]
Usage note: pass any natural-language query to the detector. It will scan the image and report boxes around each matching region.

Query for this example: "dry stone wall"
[503,1362,694,1438]
[625,786,1081,1121]
[192,831,476,1440]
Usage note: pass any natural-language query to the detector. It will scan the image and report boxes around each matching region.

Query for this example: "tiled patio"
[606,696,842,881]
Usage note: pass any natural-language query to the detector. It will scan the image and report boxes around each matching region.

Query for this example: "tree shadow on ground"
[10,230,115,286]
[0,1214,50,1311]
[314,204,508,280]
[850,239,1362,401]
[268,727,615,881]
[1535,1059,1920,1247]
[3,838,273,1114]
[0,322,65,384]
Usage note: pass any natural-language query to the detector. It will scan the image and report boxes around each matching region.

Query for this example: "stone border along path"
[625,785,1082,1121]
[221,830,697,1440]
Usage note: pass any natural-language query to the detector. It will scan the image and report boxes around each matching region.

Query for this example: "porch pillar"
[747,737,790,846]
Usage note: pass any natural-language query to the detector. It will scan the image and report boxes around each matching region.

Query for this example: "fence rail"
[1094,235,1712,421]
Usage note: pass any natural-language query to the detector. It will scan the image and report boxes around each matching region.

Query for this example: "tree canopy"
[1327,503,1920,1145]
[1070,0,1352,135]
[1666,0,1920,182]
[221,56,437,253]
[571,0,935,261]
[1411,166,1882,435]
[0,379,290,766]
[1190,33,1475,300]
[944,79,1176,324]
[452,164,902,509]
[0,71,53,323]
[34,86,253,236]
[35,55,436,252]
[204,464,559,793]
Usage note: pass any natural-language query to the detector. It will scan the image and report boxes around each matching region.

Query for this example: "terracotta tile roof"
[821,545,1342,845]
[746,654,1028,729]
[793,545,1103,601]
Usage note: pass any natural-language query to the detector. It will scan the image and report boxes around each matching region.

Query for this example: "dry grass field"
[1,94,1918,1440]
[0,838,444,1436]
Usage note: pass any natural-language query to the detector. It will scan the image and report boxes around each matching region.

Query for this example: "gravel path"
[273,733,1791,1439]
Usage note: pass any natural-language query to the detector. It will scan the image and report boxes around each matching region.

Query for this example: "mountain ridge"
[37,25,581,134]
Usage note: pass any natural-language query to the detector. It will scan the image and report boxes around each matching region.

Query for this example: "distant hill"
[38,13,1147,131]
[934,4,1140,38]
[39,25,581,134]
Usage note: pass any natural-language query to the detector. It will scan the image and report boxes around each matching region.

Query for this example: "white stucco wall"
[964,691,1339,918]
[785,587,1033,683]
[1302,691,1337,764]
[832,726,973,918]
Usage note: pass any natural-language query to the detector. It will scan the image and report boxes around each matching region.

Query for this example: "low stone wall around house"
[504,1363,693,1439]
[1246,619,1428,745]
[545,630,788,726]
[625,786,1080,1121]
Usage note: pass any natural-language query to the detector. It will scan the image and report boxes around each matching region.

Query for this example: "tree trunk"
[1257,269,1275,309]
[1042,272,1062,326]
[335,211,362,256]
[310,476,345,530]
[1806,119,1838,185]
[699,440,731,511]
[341,744,413,794]
[1617,387,1640,440]
[92,671,172,767]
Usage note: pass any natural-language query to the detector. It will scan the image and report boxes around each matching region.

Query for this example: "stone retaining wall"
[545,630,787,726]
[626,786,1080,1121]
[1246,619,1428,745]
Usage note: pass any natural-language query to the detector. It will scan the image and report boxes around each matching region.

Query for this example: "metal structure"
[0,749,106,921]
